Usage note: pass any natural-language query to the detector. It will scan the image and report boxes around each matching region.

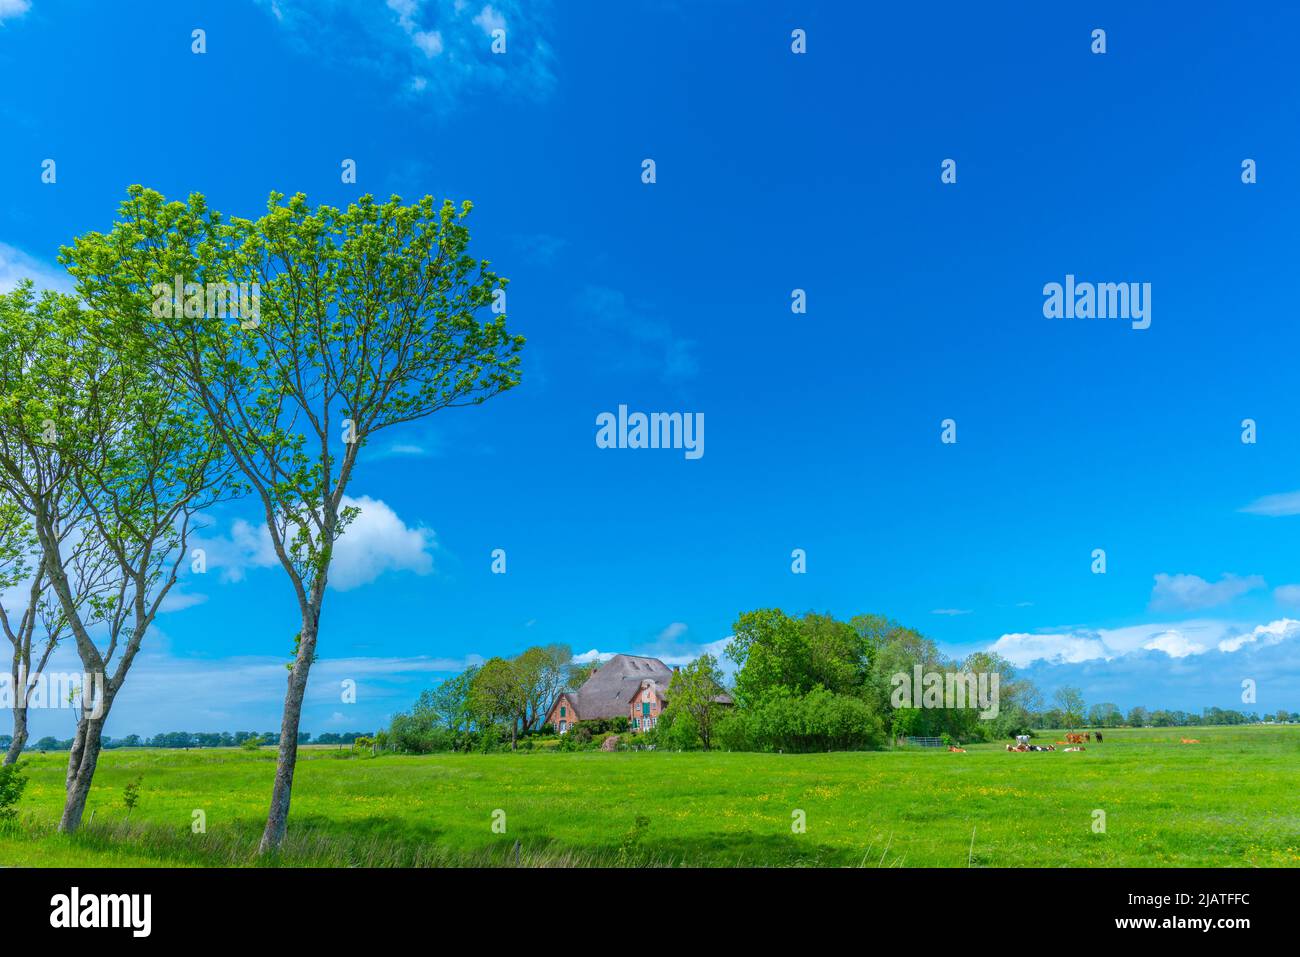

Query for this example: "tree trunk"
[59,715,104,832]
[258,622,317,855]
[3,709,25,765]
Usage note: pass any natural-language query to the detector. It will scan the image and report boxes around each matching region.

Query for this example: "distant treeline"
[1030,704,1296,729]
[0,730,375,752]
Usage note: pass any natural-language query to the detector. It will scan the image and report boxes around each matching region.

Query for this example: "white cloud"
[1275,584,1300,606]
[412,29,443,56]
[991,617,1300,666]
[329,496,435,590]
[0,242,72,293]
[193,495,435,591]
[1240,490,1300,517]
[375,441,433,459]
[472,4,505,35]
[1150,572,1264,610]
[1141,629,1206,658]
[158,589,208,613]
[932,608,972,616]
[0,0,30,25]
[989,631,1115,667]
[656,622,688,642]
[1217,618,1300,653]
[569,636,733,670]
[387,0,418,31]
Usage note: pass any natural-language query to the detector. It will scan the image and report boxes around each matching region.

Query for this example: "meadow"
[1,725,1297,867]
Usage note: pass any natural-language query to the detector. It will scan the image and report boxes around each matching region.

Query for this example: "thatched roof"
[570,654,675,720]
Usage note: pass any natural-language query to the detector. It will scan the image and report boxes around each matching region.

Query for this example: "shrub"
[123,775,143,814]
[0,761,28,826]
[712,710,754,751]
[387,710,451,754]
[744,687,886,753]
[654,711,703,751]
[570,717,627,736]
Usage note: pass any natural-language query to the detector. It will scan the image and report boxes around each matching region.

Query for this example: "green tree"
[513,644,571,732]
[424,665,480,737]
[0,496,69,765]
[727,609,871,704]
[1088,702,1121,727]
[0,284,230,831]
[1053,686,1086,730]
[566,660,598,688]
[664,653,728,750]
[64,187,524,852]
[471,657,525,749]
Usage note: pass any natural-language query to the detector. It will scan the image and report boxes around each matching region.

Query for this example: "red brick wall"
[546,694,576,732]
[629,683,665,732]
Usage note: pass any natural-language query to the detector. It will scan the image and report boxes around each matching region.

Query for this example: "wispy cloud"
[0,242,72,293]
[1149,572,1265,611]
[260,0,556,105]
[1240,490,1300,517]
[931,608,973,616]
[14,643,485,738]
[512,232,568,267]
[0,1,31,26]
[1275,584,1300,606]
[158,588,208,614]
[655,621,688,642]
[575,284,699,383]
[1237,488,1300,520]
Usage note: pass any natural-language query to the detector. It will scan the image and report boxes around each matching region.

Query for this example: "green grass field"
[2,724,1297,867]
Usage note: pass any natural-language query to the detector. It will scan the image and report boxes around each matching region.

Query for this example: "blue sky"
[3,1,1300,738]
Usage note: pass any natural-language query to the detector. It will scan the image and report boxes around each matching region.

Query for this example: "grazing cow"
[947,745,966,752]
[1180,738,1200,744]
[1083,732,1091,742]
[1065,733,1085,745]
[1095,731,1103,743]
